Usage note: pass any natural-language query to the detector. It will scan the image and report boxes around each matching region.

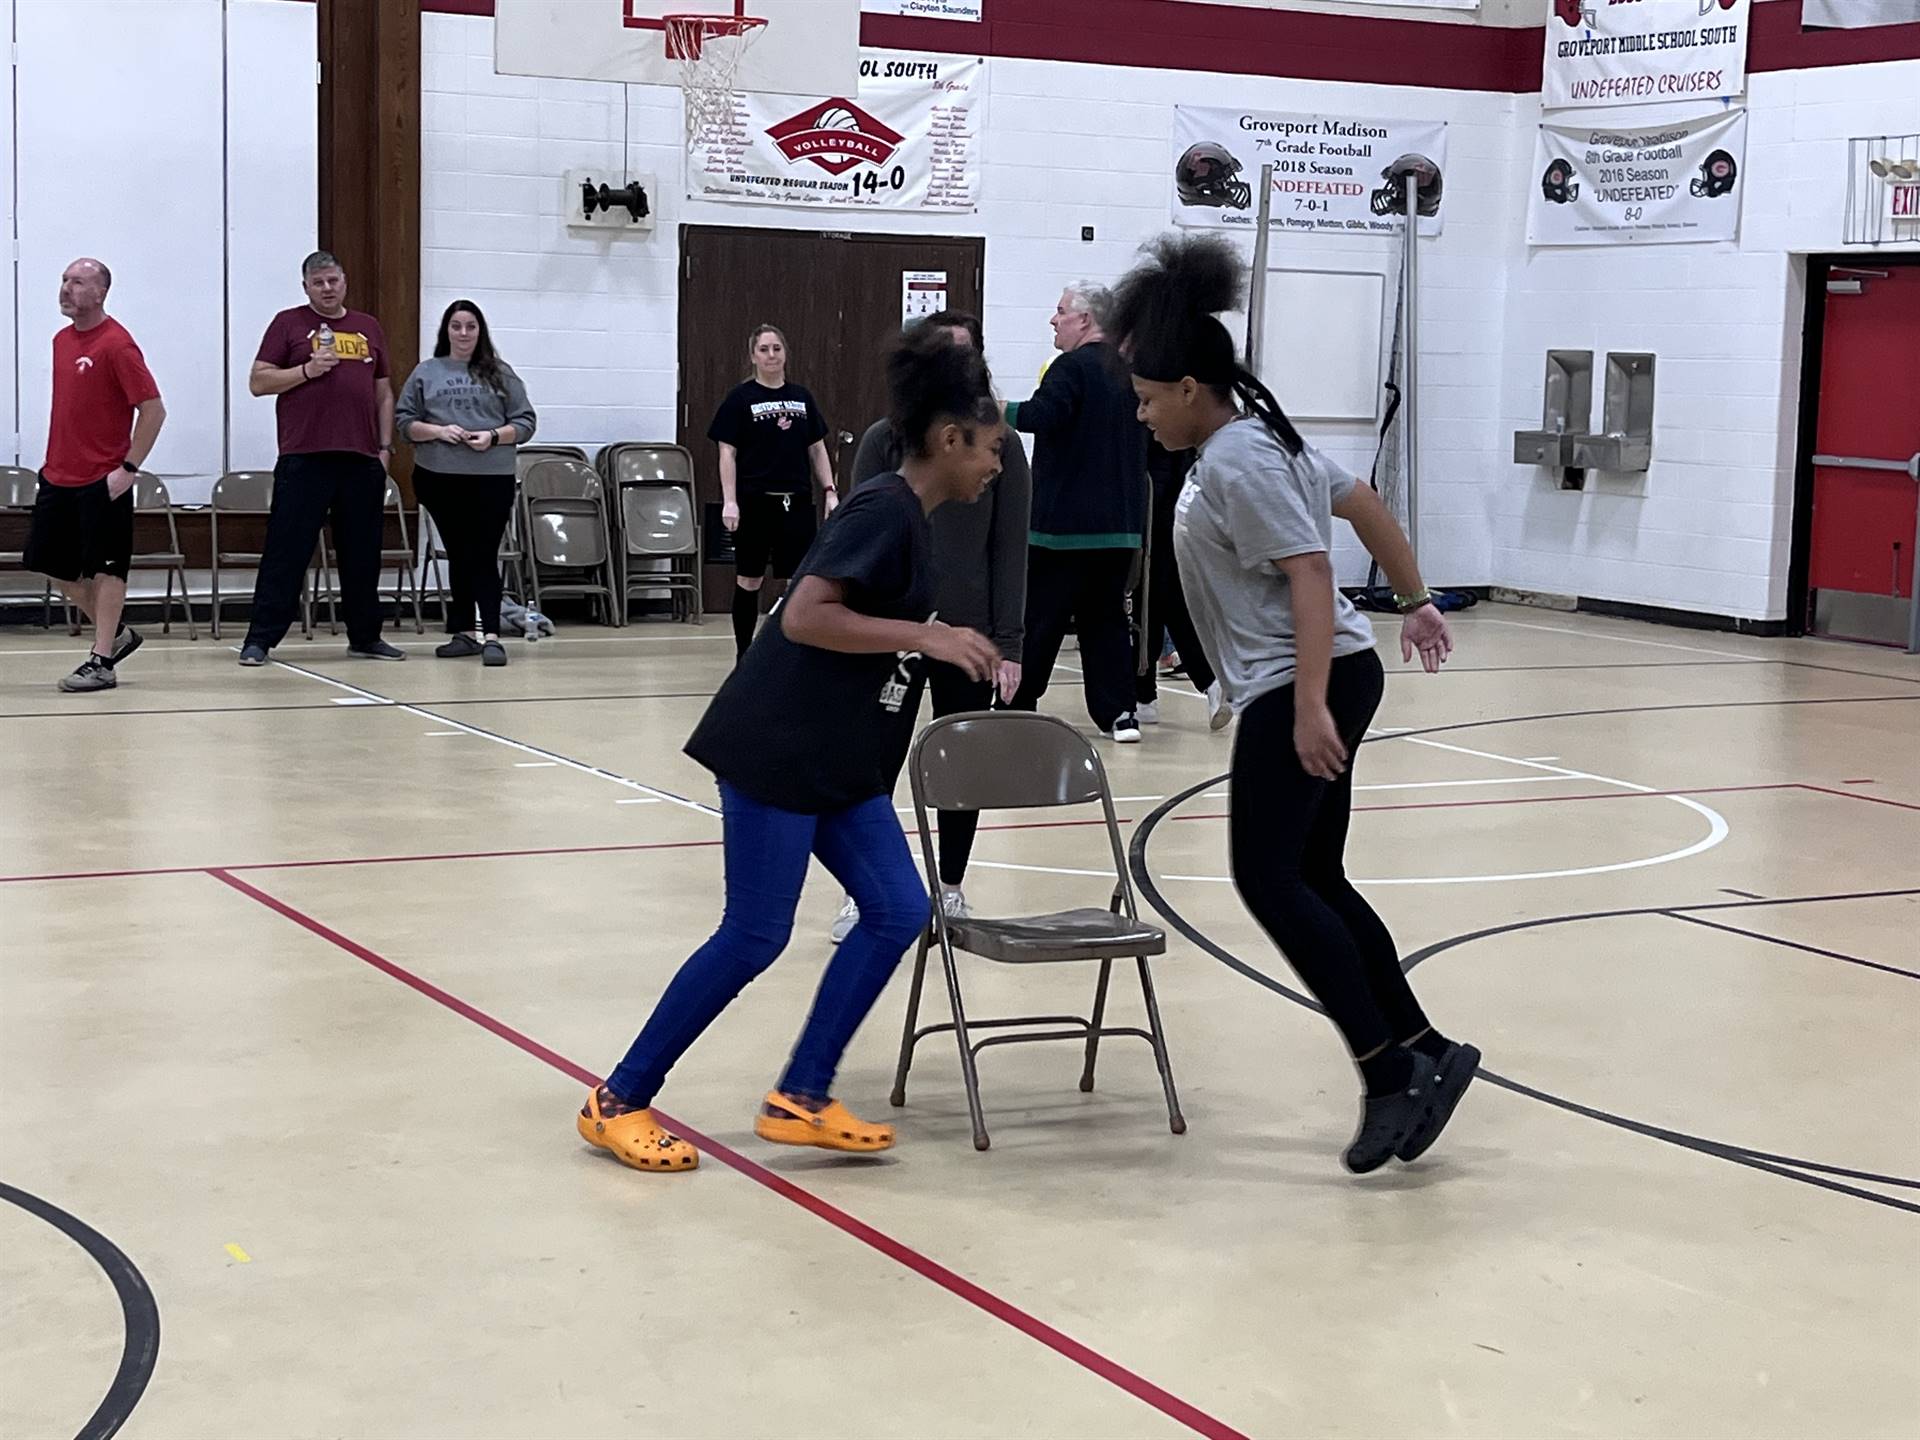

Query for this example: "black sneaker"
[435,634,484,659]
[238,643,269,667]
[1396,1041,1480,1163]
[109,626,143,666]
[1343,1051,1437,1174]
[347,639,406,661]
[1109,712,1143,744]
[58,655,118,693]
[481,639,508,667]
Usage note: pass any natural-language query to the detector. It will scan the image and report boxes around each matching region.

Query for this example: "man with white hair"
[24,257,167,692]
[1005,281,1149,741]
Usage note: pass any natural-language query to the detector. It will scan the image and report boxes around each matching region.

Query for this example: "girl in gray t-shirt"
[1110,232,1478,1175]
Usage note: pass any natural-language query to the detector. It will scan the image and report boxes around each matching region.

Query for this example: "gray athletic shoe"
[238,643,268,667]
[347,639,407,661]
[109,626,143,666]
[59,655,117,692]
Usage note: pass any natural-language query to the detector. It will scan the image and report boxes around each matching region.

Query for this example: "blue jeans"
[606,782,929,1108]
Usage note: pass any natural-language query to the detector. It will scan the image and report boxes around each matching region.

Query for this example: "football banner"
[1528,109,1748,247]
[688,52,980,211]
[1543,0,1752,112]
[1804,0,1920,25]
[1172,106,1449,237]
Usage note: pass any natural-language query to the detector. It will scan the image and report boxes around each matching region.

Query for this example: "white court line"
[616,798,662,805]
[330,696,386,706]
[1472,615,1759,662]
[423,730,463,737]
[264,656,720,815]
[514,761,558,768]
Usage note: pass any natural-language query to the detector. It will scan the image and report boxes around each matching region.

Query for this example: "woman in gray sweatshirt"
[396,300,537,666]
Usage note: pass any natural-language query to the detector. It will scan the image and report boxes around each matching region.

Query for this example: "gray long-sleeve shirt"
[395,356,537,476]
[851,418,1030,663]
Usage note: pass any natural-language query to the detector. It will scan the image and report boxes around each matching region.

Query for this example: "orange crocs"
[753,1091,895,1153]
[577,1087,698,1172]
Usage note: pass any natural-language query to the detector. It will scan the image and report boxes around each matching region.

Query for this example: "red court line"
[203,867,1252,1440]
[3,780,1909,888]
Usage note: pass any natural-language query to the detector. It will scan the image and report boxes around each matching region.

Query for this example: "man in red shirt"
[239,250,400,665]
[24,257,167,693]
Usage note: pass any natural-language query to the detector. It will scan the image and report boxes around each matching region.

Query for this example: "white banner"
[1804,0,1920,25]
[1543,0,1751,111]
[1528,110,1748,246]
[862,0,984,19]
[1170,0,1478,9]
[1173,107,1449,238]
[688,53,980,211]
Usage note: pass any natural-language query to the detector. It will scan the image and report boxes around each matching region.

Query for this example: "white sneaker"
[1207,681,1234,732]
[831,896,859,944]
[1136,701,1161,725]
[940,888,971,922]
[1109,712,1143,744]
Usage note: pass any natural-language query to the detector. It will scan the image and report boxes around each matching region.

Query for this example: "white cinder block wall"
[1497,60,1920,621]
[422,11,1516,588]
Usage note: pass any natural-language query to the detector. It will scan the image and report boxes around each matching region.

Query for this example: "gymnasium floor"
[3,604,1916,1440]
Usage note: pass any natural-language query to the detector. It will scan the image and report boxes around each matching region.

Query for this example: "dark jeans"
[1229,649,1430,1059]
[245,451,387,651]
[1136,474,1215,703]
[925,660,994,887]
[606,783,927,1107]
[415,467,515,637]
[1012,546,1137,731]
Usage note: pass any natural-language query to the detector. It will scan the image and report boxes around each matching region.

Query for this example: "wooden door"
[678,224,984,611]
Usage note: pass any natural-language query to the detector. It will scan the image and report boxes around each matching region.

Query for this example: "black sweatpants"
[925,660,995,887]
[1229,649,1430,1059]
[245,451,387,651]
[415,467,516,638]
[1136,472,1214,704]
[1012,546,1137,732]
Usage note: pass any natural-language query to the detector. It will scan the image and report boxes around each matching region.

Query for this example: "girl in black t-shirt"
[708,325,839,660]
[578,328,1005,1175]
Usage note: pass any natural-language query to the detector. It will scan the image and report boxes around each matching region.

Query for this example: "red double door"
[1805,264,1920,649]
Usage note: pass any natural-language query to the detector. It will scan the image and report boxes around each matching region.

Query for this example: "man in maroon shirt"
[24,257,168,693]
[239,250,400,665]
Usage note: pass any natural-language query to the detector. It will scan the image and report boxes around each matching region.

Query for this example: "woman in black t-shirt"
[578,328,1005,1175]
[709,325,839,660]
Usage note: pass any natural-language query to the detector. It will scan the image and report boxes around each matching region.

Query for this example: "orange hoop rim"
[662,13,766,61]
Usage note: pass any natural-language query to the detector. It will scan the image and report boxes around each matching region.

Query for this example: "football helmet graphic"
[1541,158,1580,206]
[1370,153,1443,219]
[1176,142,1251,210]
[1554,0,1595,28]
[1690,149,1738,199]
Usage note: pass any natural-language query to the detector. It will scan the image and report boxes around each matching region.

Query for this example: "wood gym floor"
[2,604,1916,1440]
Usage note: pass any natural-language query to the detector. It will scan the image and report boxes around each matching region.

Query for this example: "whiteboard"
[1258,268,1385,423]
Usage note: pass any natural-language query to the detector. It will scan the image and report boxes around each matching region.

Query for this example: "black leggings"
[415,468,516,638]
[1229,649,1430,1059]
[926,659,994,886]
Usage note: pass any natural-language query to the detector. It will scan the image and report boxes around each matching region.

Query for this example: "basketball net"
[663,14,766,143]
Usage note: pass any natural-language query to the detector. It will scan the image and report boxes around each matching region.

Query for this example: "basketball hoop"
[662,13,766,139]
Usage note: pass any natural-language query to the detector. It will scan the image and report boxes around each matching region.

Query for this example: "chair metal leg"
[936,936,991,1150]
[1078,958,1114,1093]
[1135,955,1187,1135]
[210,561,222,640]
[180,566,198,640]
[161,569,175,635]
[889,927,933,1107]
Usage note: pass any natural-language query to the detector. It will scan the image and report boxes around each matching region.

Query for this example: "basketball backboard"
[494,0,861,98]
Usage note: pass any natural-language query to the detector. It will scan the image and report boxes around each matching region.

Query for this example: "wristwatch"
[120,460,138,474]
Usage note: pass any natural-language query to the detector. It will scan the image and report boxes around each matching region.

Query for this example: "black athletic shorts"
[733,490,817,580]
[22,473,134,583]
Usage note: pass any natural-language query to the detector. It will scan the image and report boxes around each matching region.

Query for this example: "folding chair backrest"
[912,712,1110,814]
[213,470,275,510]
[132,474,171,510]
[620,484,695,557]
[523,459,607,567]
[0,466,39,508]
[522,458,602,503]
[515,445,588,484]
[612,444,695,488]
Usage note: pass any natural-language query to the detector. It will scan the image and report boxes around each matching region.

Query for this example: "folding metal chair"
[314,477,424,634]
[0,465,56,628]
[129,475,197,639]
[891,710,1186,1151]
[210,470,277,641]
[521,458,620,625]
[608,443,702,625]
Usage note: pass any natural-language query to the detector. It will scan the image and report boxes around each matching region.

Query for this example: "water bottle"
[316,322,335,352]
[523,609,546,643]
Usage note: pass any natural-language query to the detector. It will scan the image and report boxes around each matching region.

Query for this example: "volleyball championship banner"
[1528,109,1747,246]
[1543,0,1752,112]
[1172,107,1449,237]
[689,53,981,211]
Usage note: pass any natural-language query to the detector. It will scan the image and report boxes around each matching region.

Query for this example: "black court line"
[1720,888,1766,900]
[1128,771,1920,1215]
[1665,911,1920,983]
[0,1181,160,1439]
